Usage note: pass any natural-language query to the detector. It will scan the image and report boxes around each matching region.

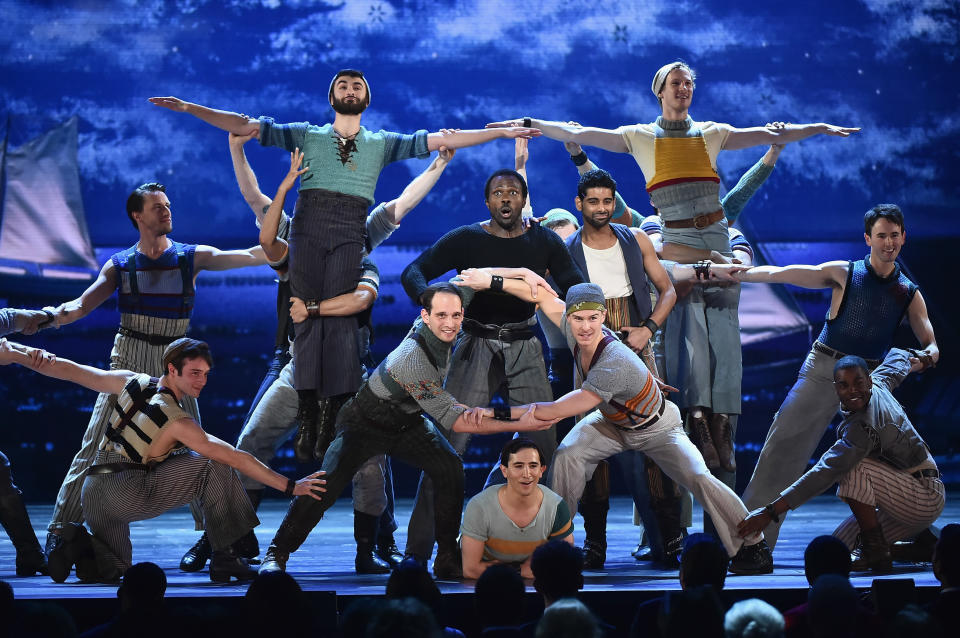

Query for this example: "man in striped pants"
[0,337,323,583]
[28,182,268,581]
[737,349,944,573]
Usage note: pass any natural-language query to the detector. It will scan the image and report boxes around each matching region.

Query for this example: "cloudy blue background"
[2,0,958,496]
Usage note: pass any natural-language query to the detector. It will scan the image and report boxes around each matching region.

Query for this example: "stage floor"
[3,494,956,600]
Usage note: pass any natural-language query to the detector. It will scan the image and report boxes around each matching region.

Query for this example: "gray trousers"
[832,457,945,550]
[405,330,556,560]
[741,347,845,548]
[663,284,742,414]
[550,405,762,557]
[82,449,258,579]
[235,360,394,517]
[50,315,202,532]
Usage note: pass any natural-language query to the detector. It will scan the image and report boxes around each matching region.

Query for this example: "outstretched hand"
[907,348,937,373]
[710,264,751,282]
[16,309,50,335]
[228,131,258,149]
[819,123,860,137]
[517,270,555,300]
[294,470,327,500]
[454,268,494,291]
[737,508,772,538]
[563,122,583,155]
[148,96,189,112]
[280,148,309,191]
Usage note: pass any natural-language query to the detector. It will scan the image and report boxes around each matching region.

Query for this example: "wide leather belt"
[663,209,725,230]
[912,468,940,480]
[613,396,666,433]
[462,319,535,342]
[87,462,149,475]
[812,341,881,368]
[118,327,184,346]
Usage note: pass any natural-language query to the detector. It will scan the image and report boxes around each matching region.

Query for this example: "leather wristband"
[570,151,589,166]
[38,308,57,329]
[764,503,780,523]
[490,275,504,292]
[642,317,660,335]
[493,406,512,421]
[693,260,711,281]
[522,117,532,128]
[284,478,295,497]
[305,299,321,318]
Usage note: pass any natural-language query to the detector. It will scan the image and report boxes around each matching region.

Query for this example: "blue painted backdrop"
[2,0,958,497]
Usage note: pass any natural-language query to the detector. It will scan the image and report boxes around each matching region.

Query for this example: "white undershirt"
[582,241,633,298]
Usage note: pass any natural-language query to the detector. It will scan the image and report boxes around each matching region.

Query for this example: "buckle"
[693,214,709,230]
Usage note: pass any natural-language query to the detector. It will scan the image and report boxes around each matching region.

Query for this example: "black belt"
[118,327,184,346]
[813,341,881,368]
[88,462,150,475]
[462,319,535,342]
[613,396,667,433]
[912,468,940,480]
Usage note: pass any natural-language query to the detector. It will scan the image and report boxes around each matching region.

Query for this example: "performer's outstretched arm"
[228,132,272,224]
[425,127,540,152]
[259,149,308,264]
[723,122,859,151]
[383,146,456,224]
[906,292,939,367]
[38,261,119,330]
[148,97,259,136]
[193,244,267,271]
[487,118,629,154]
[733,261,849,289]
[0,339,133,395]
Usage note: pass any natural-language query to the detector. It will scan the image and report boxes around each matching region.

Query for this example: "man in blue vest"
[563,168,682,568]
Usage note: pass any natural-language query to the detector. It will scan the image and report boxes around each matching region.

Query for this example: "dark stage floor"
[3,494,956,600]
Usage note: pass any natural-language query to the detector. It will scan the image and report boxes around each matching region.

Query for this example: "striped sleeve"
[550,499,574,538]
[257,117,308,152]
[357,258,380,298]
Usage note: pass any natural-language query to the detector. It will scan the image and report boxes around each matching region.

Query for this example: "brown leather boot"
[687,409,720,472]
[851,527,892,573]
[709,413,736,473]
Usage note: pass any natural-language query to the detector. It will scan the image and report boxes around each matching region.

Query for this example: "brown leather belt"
[88,462,149,475]
[663,209,725,230]
[812,341,881,368]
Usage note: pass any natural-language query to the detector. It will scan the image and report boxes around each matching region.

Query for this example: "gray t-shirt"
[562,315,663,426]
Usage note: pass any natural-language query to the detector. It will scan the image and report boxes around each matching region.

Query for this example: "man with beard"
[729,204,938,558]
[24,183,268,582]
[150,69,539,474]
[400,169,584,566]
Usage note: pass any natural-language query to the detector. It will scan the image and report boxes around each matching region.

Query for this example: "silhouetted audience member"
[926,523,960,634]
[890,603,942,638]
[661,585,724,638]
[630,533,728,637]
[474,563,527,636]
[388,558,464,637]
[339,597,384,638]
[531,540,584,606]
[244,570,314,637]
[724,598,784,638]
[806,575,857,638]
[12,601,78,638]
[366,598,441,638]
[80,562,167,638]
[1,579,14,625]
[535,598,601,638]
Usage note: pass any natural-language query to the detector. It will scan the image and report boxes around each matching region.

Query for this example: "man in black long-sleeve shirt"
[401,169,584,564]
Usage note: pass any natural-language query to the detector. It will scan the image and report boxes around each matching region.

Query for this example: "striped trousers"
[82,449,259,579]
[288,189,367,395]
[49,314,203,532]
[831,457,945,550]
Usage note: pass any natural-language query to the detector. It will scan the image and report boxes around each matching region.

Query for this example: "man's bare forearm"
[183,102,259,135]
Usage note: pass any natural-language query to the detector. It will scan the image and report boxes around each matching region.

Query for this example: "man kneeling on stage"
[453,274,773,574]
[461,438,574,579]
[0,337,323,583]
[737,349,944,572]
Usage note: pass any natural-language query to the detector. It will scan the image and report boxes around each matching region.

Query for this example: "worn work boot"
[259,545,289,574]
[354,511,391,574]
[314,394,349,464]
[0,493,48,576]
[687,409,721,473]
[890,527,938,563]
[180,532,212,572]
[376,532,404,569]
[709,413,736,473]
[432,544,462,580]
[851,527,892,573]
[209,547,258,583]
[292,389,320,464]
[729,539,774,575]
[579,499,609,570]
